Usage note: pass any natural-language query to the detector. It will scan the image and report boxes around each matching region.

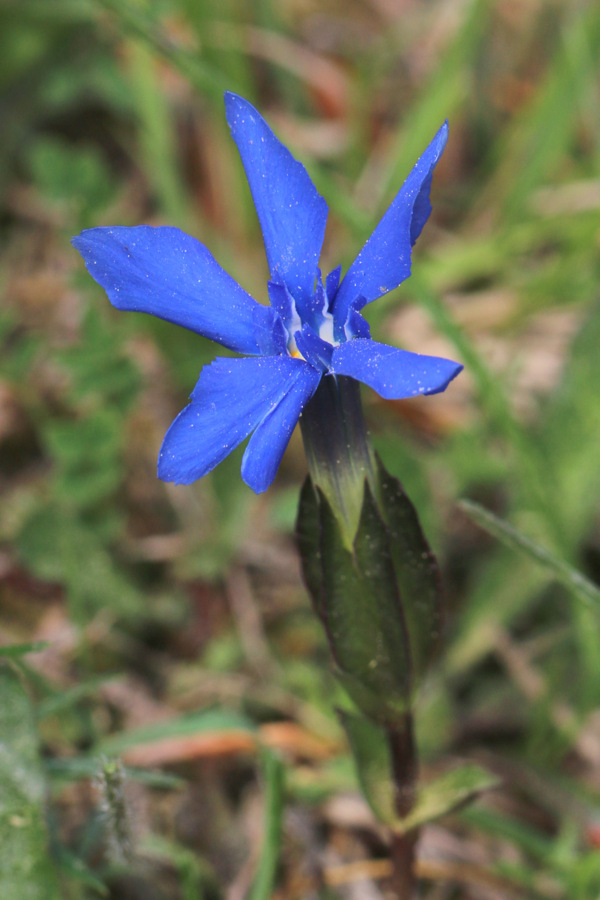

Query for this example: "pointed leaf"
[377,457,444,679]
[339,709,498,833]
[296,476,324,611]
[338,710,397,825]
[339,706,498,833]
[459,499,600,609]
[393,764,500,835]
[318,483,412,723]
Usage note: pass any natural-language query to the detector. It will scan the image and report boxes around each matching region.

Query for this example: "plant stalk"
[300,374,420,896]
[388,713,419,899]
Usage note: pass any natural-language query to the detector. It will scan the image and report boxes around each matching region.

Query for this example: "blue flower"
[72,93,462,494]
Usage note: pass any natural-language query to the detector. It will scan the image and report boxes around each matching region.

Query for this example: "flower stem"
[299,373,420,896]
[388,713,419,899]
[390,831,418,900]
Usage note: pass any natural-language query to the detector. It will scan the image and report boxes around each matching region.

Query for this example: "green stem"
[388,714,419,899]
[299,375,420,895]
[390,831,418,900]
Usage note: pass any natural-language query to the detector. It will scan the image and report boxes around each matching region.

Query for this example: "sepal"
[338,710,398,825]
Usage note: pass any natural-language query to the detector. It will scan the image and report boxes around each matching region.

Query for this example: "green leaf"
[459,499,600,609]
[318,484,412,723]
[394,764,500,836]
[376,458,443,680]
[296,476,323,609]
[297,475,416,723]
[0,664,61,899]
[337,710,397,826]
[338,706,498,832]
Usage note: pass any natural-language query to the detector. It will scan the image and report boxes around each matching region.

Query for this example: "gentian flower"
[73,93,462,494]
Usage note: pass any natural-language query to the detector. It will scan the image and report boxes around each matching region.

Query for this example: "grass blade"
[249,751,285,900]
[93,0,232,99]
[459,499,600,609]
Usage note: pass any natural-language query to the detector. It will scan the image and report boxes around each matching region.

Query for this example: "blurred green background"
[1,0,600,897]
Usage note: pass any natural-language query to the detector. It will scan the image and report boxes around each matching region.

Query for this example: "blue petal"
[344,307,371,340]
[294,323,334,371]
[304,270,328,330]
[325,265,342,305]
[267,279,295,330]
[241,363,321,493]
[332,122,448,329]
[224,92,328,312]
[331,338,462,400]
[158,356,318,487]
[72,225,286,356]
